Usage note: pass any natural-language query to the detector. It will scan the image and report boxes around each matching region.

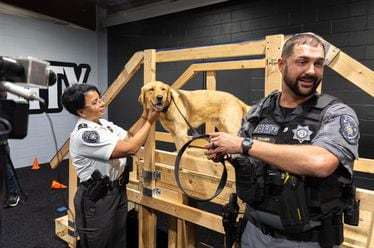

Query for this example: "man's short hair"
[281,32,326,59]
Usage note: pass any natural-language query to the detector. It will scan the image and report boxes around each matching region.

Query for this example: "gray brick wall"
[108,0,374,194]
[108,0,374,160]
[0,13,103,168]
[108,1,374,245]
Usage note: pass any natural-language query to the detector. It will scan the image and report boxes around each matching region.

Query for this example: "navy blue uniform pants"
[74,184,128,248]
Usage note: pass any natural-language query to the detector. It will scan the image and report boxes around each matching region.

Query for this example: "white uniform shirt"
[70,118,128,182]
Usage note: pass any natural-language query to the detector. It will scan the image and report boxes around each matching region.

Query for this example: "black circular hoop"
[174,134,228,202]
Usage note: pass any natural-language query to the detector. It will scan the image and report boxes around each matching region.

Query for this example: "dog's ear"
[166,85,172,102]
[138,85,145,104]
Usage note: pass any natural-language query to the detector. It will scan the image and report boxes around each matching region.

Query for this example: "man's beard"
[283,65,322,97]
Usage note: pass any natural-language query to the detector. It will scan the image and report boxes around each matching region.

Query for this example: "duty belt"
[80,172,127,189]
[244,205,343,246]
[111,173,127,188]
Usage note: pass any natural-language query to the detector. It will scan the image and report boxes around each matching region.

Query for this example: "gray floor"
[1,160,69,248]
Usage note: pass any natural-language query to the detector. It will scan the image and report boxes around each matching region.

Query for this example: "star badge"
[292,125,313,143]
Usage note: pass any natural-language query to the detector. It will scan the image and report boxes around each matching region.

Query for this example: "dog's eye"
[161,88,166,91]
[149,88,154,91]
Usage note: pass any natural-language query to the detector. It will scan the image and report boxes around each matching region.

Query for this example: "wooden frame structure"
[52,34,374,248]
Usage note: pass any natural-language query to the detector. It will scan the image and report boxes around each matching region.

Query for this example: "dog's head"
[138,81,172,112]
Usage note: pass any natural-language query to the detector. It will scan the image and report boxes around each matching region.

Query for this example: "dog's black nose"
[156,95,163,101]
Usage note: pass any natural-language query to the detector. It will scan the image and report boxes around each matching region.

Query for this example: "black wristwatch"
[241,138,253,155]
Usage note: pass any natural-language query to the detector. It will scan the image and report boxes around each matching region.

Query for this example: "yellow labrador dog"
[139,81,250,150]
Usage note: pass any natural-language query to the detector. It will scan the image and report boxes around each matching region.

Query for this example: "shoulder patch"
[78,123,88,130]
[339,115,359,145]
[82,130,100,143]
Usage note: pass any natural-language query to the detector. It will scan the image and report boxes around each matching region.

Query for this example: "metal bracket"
[143,187,161,197]
[68,220,78,237]
[143,170,161,180]
[68,229,78,238]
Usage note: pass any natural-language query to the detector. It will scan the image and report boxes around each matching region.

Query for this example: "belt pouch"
[333,213,343,245]
[279,176,310,232]
[234,156,264,204]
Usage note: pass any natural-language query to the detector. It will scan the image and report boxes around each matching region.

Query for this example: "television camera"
[0,56,56,236]
[0,56,56,139]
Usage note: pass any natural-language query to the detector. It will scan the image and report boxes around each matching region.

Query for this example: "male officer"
[205,33,359,247]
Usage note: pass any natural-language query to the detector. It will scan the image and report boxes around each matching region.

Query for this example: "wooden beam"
[155,131,174,143]
[137,147,236,181]
[343,188,374,248]
[154,162,235,206]
[127,188,225,234]
[193,59,266,72]
[172,64,198,90]
[172,59,266,90]
[206,71,217,90]
[139,49,157,248]
[356,188,374,211]
[103,51,144,105]
[68,158,77,247]
[49,139,69,169]
[354,158,374,174]
[206,71,217,133]
[328,50,374,97]
[156,40,266,62]
[49,51,144,169]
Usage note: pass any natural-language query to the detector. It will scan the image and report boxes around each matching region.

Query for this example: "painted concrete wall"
[0,13,107,168]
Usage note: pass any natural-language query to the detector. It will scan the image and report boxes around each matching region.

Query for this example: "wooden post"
[68,157,77,248]
[206,71,217,133]
[264,34,284,95]
[139,49,158,248]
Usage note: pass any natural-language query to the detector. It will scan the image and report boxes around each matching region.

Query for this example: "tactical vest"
[233,92,354,241]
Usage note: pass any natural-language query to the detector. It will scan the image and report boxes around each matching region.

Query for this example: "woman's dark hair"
[61,83,100,116]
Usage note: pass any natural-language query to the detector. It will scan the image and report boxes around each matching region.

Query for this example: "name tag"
[253,124,279,135]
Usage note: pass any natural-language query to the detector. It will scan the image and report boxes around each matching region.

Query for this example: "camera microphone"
[0,56,56,88]
[0,56,56,102]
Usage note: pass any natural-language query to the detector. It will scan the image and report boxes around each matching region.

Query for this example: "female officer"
[61,83,159,248]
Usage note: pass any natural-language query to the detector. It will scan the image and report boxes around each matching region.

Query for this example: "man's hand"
[204,132,244,161]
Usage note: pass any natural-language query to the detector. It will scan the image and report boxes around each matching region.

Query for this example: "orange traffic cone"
[31,157,40,170]
[51,180,67,189]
